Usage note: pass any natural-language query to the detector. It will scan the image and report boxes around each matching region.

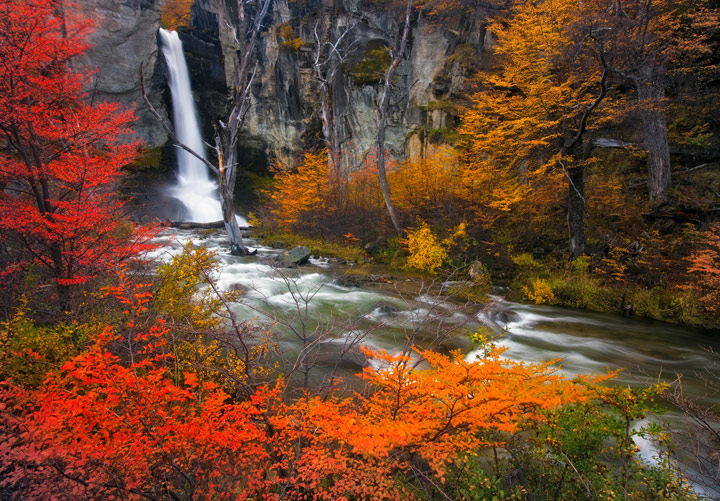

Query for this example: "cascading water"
[159,28,223,223]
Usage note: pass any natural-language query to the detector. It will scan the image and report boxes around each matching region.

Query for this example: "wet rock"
[275,246,311,267]
[482,302,520,326]
[492,309,520,325]
[76,0,168,147]
[227,283,248,295]
[334,274,379,288]
[371,301,400,317]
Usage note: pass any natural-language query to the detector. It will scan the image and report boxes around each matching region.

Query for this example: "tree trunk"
[375,0,413,237]
[220,146,248,256]
[567,164,586,258]
[637,72,671,204]
[375,115,402,235]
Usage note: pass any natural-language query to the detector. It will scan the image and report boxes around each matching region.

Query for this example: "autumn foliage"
[0,267,611,498]
[0,0,154,312]
[687,223,720,317]
[161,0,194,30]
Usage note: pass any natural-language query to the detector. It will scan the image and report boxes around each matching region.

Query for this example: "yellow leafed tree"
[161,0,193,30]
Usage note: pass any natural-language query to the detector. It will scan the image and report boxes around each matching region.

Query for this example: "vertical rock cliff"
[180,0,493,169]
[82,0,495,168]
[76,0,169,148]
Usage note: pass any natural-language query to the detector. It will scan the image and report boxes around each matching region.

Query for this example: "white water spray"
[159,28,223,223]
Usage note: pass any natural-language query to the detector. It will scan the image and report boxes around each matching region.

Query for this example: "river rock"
[275,246,312,267]
[482,303,520,326]
[370,301,400,317]
[334,274,379,288]
[227,283,248,294]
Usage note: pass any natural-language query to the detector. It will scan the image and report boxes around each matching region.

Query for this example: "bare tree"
[143,0,273,255]
[375,0,413,236]
[312,15,357,181]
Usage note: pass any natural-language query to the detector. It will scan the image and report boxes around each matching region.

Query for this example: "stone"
[74,0,168,148]
[334,274,379,288]
[371,301,400,317]
[275,246,312,268]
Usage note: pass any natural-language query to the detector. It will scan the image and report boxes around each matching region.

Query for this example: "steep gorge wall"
[76,0,170,148]
[84,0,494,169]
[183,0,494,169]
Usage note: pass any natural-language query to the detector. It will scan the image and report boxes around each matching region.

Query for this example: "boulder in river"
[275,246,311,268]
[370,301,400,318]
[334,274,380,288]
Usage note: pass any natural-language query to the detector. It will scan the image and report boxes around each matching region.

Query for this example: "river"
[149,228,720,495]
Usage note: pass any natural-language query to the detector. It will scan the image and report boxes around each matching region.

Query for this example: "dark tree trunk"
[219,145,248,256]
[637,72,671,204]
[375,0,413,237]
[567,164,586,258]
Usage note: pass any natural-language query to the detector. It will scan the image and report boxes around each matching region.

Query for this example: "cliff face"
[180,0,492,170]
[85,0,492,167]
[76,0,169,148]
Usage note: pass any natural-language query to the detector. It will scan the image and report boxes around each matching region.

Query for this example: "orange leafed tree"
[687,223,720,316]
[266,151,331,233]
[389,148,460,223]
[459,0,626,255]
[0,273,607,499]
[292,346,607,496]
[161,0,193,30]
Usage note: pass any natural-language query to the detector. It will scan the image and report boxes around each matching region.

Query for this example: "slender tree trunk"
[376,105,403,236]
[375,0,413,236]
[218,140,248,255]
[567,164,586,258]
[637,72,671,204]
[313,18,355,213]
[216,0,272,255]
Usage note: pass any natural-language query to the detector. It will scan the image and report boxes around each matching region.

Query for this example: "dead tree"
[312,16,357,181]
[143,0,272,255]
[375,0,413,236]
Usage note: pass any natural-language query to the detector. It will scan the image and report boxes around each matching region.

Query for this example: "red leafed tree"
[0,268,605,499]
[0,0,153,313]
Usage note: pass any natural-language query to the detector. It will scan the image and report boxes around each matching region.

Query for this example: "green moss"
[256,231,369,263]
[427,127,460,145]
[348,42,391,86]
[131,146,165,171]
[630,287,703,327]
[447,43,479,69]
[426,100,456,113]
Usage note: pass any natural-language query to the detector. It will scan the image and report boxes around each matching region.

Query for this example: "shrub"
[511,252,541,269]
[404,223,448,273]
[522,278,555,304]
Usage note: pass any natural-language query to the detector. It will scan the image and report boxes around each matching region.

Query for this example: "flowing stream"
[151,228,720,396]
[149,228,720,494]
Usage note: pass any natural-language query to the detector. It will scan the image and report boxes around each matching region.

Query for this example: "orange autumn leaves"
[265,147,532,236]
[0,272,611,499]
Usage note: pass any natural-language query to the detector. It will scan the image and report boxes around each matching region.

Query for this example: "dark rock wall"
[83,0,494,167]
[77,0,169,147]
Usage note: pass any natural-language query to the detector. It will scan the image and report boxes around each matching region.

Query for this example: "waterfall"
[159,28,223,223]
